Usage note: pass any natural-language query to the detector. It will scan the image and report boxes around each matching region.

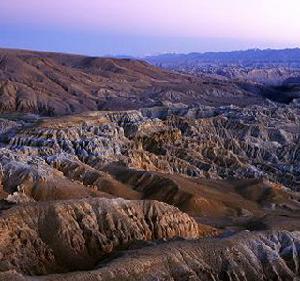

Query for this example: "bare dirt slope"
[0,49,269,115]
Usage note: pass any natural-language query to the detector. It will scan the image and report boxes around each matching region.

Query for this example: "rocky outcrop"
[0,148,93,201]
[0,103,299,198]
[3,230,300,281]
[0,198,216,275]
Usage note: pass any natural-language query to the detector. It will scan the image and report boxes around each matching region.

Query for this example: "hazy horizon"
[1,0,300,56]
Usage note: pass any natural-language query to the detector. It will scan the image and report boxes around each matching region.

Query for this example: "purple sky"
[1,0,300,56]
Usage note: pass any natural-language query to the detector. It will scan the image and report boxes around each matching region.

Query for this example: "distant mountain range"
[146,48,300,67]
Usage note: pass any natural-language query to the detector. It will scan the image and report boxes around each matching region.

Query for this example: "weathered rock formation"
[1,103,298,192]
[0,48,299,281]
[2,230,300,281]
[0,198,216,276]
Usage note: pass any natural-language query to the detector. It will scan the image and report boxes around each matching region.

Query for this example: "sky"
[0,0,300,56]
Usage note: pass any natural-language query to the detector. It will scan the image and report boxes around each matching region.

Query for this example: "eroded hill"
[0,49,277,116]
[0,49,300,281]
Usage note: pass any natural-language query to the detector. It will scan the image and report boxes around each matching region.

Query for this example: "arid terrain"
[1,48,294,115]
[0,49,300,281]
[147,48,300,104]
